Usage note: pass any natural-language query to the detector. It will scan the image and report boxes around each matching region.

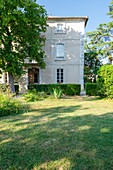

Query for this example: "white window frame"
[56,43,65,60]
[55,23,66,33]
[57,68,64,83]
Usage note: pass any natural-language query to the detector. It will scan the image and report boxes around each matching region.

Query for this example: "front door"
[28,68,39,84]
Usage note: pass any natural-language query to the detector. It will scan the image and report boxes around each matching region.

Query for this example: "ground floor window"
[28,68,39,84]
[5,72,8,83]
[57,68,63,83]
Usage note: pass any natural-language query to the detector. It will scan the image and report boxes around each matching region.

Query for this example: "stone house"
[0,16,88,92]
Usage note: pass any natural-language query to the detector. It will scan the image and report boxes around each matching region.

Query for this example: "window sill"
[55,59,66,61]
[54,31,66,34]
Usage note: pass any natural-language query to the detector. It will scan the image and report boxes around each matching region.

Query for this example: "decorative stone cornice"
[48,16,88,27]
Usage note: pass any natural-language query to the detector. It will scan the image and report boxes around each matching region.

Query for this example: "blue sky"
[37,0,112,32]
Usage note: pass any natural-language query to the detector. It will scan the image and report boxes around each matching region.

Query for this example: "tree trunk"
[8,72,15,93]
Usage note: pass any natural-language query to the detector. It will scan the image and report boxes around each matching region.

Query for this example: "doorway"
[28,68,39,84]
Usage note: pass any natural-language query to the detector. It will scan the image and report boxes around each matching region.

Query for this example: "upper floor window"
[56,23,66,33]
[56,43,64,60]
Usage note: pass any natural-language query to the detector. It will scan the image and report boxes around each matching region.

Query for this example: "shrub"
[37,91,47,99]
[65,84,81,95]
[0,84,9,93]
[28,84,81,96]
[53,87,63,99]
[0,93,26,117]
[23,89,39,102]
[0,84,19,94]
[23,89,47,102]
[97,65,113,99]
[85,83,98,96]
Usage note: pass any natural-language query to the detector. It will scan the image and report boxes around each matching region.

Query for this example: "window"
[56,43,64,60]
[56,23,65,33]
[57,68,63,83]
[5,73,8,83]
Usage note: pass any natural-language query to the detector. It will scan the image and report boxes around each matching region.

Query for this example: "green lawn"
[0,96,113,170]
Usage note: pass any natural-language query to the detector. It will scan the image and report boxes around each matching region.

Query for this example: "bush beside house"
[97,65,113,99]
[28,84,81,96]
[86,65,113,99]
[85,83,98,96]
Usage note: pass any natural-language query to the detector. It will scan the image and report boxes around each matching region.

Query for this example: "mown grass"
[0,96,113,170]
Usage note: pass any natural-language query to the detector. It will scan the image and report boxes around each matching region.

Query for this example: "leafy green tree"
[97,65,113,99]
[84,0,113,83]
[84,48,102,83]
[85,23,112,64]
[0,0,47,92]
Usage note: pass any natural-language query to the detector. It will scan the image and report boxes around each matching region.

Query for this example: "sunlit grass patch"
[33,158,71,170]
[0,96,113,169]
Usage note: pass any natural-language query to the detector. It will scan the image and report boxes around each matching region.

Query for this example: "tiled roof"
[48,16,88,27]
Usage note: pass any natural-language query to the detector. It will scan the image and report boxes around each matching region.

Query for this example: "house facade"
[0,16,88,92]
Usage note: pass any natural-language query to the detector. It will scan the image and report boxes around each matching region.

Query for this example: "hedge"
[85,83,98,96]
[97,65,113,99]
[28,84,81,96]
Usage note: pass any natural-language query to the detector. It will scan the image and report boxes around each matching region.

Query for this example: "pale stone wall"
[0,17,87,92]
[41,18,86,89]
[0,72,5,84]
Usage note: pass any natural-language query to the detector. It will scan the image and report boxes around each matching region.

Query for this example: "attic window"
[56,23,66,33]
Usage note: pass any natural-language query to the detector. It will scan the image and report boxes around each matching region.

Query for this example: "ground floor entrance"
[28,68,39,84]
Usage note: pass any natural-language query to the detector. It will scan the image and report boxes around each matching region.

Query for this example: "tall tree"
[107,0,113,57]
[85,23,113,63]
[84,40,102,83]
[0,0,47,92]
[84,0,113,83]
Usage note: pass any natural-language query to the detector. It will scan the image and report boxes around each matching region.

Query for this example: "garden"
[0,64,113,169]
[0,90,113,169]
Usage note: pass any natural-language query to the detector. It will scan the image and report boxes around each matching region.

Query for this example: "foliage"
[53,87,63,99]
[85,83,98,96]
[28,84,81,96]
[23,89,47,102]
[0,84,10,93]
[84,0,113,84]
[0,0,47,92]
[23,90,39,102]
[85,18,113,64]
[0,83,19,95]
[0,93,26,117]
[97,65,113,99]
[65,84,81,95]
[108,0,113,19]
[84,47,102,83]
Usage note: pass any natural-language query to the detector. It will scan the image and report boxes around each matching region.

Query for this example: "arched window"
[57,68,63,83]
[56,43,64,60]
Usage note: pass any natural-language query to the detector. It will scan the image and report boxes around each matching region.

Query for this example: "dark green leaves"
[0,0,47,75]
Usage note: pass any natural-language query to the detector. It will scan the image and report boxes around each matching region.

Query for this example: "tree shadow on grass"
[80,96,103,101]
[1,104,113,169]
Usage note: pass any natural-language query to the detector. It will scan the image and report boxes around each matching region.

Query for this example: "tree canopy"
[84,0,113,83]
[0,0,47,92]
